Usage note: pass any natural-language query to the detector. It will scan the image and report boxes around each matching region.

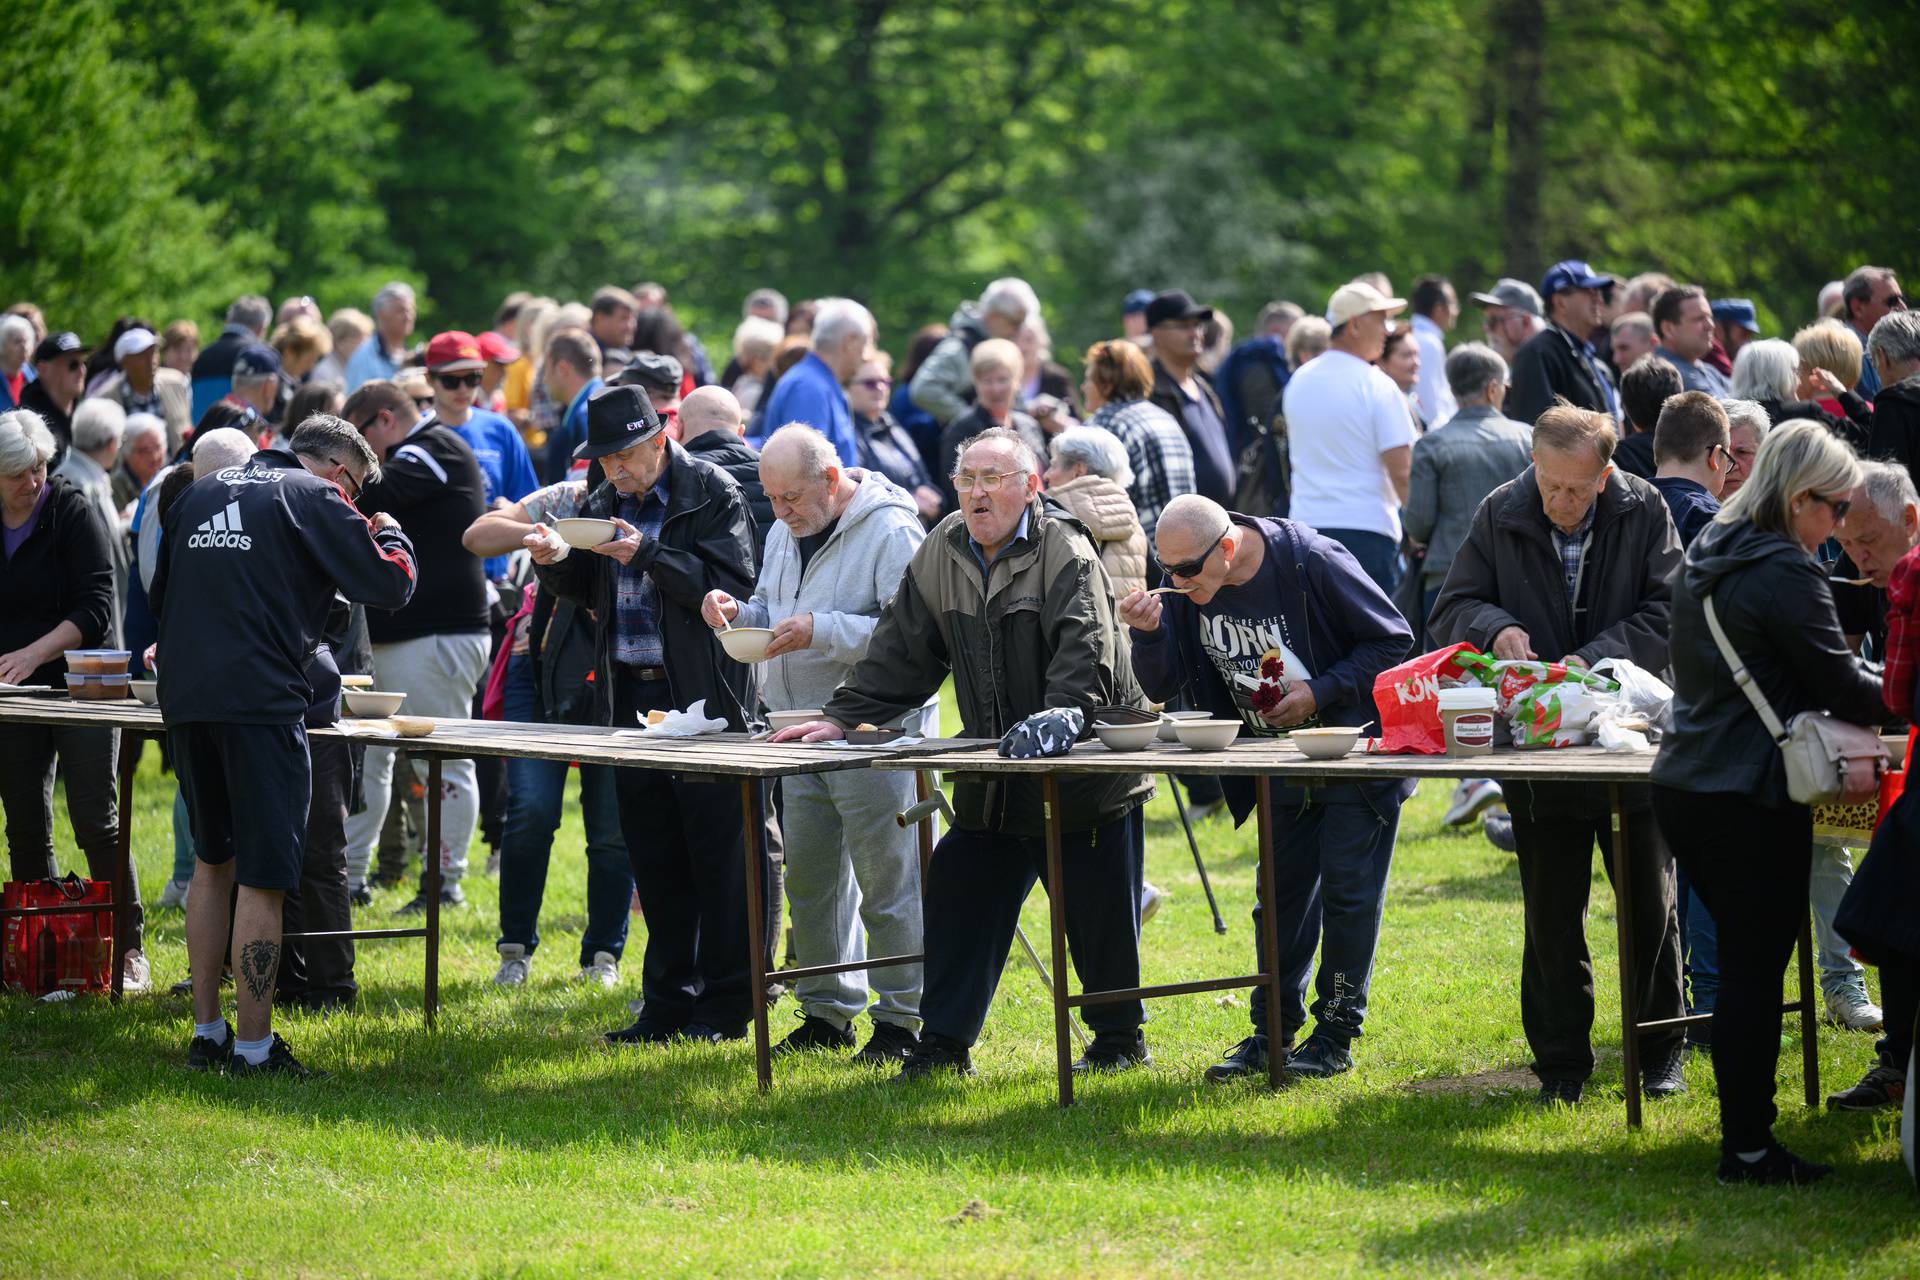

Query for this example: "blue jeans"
[1249,781,1402,1047]
[496,655,633,964]
[1317,528,1401,596]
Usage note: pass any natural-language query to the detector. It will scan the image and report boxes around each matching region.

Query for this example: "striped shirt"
[612,480,670,668]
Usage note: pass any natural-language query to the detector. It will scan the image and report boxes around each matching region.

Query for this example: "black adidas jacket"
[356,420,490,643]
[151,450,417,725]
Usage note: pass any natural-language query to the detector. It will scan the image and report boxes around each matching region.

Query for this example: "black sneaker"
[1282,1035,1353,1080]
[772,1013,856,1057]
[230,1033,327,1080]
[1826,1061,1906,1112]
[1643,1045,1688,1098]
[1483,811,1516,853]
[394,884,466,916]
[604,1014,683,1045]
[1202,1034,1290,1085]
[348,884,372,908]
[1072,1029,1151,1074]
[893,1033,976,1082]
[679,1022,746,1044]
[369,872,406,891]
[186,1021,234,1072]
[1536,1077,1583,1107]
[1717,1143,1834,1187]
[853,1021,920,1066]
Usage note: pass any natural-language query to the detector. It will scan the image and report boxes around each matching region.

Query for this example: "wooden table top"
[0,696,983,779]
[878,737,1659,783]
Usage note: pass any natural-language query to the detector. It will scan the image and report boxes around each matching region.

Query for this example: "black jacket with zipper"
[533,441,757,729]
[683,430,774,560]
[1507,324,1615,425]
[0,474,113,686]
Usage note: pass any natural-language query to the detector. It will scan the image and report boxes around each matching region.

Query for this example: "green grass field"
[4,719,1917,1278]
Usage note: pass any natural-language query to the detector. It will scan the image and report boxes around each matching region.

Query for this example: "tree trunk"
[1497,0,1545,281]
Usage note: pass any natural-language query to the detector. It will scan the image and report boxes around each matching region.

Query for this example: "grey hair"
[957,425,1039,478]
[1868,311,1920,370]
[123,411,166,446]
[290,413,381,485]
[1444,342,1509,401]
[190,427,258,478]
[810,297,875,353]
[1729,338,1801,402]
[1718,398,1772,447]
[0,409,56,476]
[0,314,32,349]
[372,281,417,319]
[225,294,271,334]
[760,423,839,479]
[71,397,128,453]
[743,288,789,324]
[232,369,276,392]
[1714,419,1859,536]
[1049,426,1133,488]
[1857,459,1919,524]
[1842,265,1895,320]
[732,316,783,365]
[979,277,1040,323]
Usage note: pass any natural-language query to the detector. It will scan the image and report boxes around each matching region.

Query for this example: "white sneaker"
[1140,882,1164,925]
[1444,778,1503,826]
[121,949,150,993]
[579,951,619,988]
[158,878,190,910]
[1826,987,1885,1032]
[493,943,531,987]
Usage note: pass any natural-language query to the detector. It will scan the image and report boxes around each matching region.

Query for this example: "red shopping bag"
[1370,643,1482,755]
[2,874,113,997]
[1875,727,1917,830]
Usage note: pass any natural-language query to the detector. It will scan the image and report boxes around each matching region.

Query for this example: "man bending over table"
[773,427,1155,1080]
[1120,494,1412,1085]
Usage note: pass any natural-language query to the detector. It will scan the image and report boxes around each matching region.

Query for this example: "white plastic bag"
[616,697,728,739]
[1590,657,1674,730]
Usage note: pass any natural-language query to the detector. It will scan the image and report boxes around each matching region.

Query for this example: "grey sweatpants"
[781,766,923,1031]
[344,631,490,889]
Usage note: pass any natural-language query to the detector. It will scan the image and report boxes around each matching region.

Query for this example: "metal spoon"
[1146,586,1195,596]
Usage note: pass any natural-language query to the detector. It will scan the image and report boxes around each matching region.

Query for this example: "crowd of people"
[1,258,1915,1186]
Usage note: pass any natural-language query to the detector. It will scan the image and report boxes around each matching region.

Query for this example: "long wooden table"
[0,696,979,1074]
[879,738,1819,1124]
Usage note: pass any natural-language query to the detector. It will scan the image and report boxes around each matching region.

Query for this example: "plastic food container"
[64,649,131,675]
[1436,686,1497,756]
[67,673,131,701]
[766,709,824,733]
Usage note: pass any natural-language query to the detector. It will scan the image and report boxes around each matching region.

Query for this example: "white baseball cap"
[113,327,158,363]
[1325,282,1407,328]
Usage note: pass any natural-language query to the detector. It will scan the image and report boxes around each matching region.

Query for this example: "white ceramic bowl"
[1173,719,1240,751]
[129,679,159,706]
[554,517,620,549]
[343,689,406,718]
[717,627,776,664]
[1093,721,1160,752]
[1291,727,1362,760]
[767,709,824,733]
[1157,710,1211,742]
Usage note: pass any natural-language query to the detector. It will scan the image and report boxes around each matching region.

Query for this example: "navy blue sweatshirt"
[356,420,490,642]
[1130,515,1413,820]
[151,450,416,725]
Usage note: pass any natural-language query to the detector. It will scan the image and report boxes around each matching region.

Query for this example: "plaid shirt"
[1882,544,1920,720]
[1088,398,1195,538]
[1550,501,1597,605]
[611,480,670,668]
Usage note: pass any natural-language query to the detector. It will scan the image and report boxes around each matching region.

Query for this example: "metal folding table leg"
[742,779,773,1091]
[1042,774,1074,1107]
[1607,784,1644,1128]
[424,757,442,1030]
[1256,779,1285,1088]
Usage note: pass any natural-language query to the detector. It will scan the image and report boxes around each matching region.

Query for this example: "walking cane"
[899,789,1092,1050]
[1167,776,1228,934]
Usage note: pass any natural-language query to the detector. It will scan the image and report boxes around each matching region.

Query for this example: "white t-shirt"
[1282,349,1418,540]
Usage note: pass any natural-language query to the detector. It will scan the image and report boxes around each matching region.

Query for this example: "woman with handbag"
[1653,419,1886,1186]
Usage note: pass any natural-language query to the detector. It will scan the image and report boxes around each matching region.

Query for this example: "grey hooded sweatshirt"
[736,468,927,722]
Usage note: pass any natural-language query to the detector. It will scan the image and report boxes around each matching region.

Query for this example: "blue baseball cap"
[232,342,282,380]
[1711,298,1760,334]
[1122,289,1156,315]
[1539,260,1615,300]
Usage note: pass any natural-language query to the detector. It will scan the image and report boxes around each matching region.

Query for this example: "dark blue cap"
[1122,289,1156,314]
[232,343,281,379]
[1539,260,1615,300]
[1711,298,1760,333]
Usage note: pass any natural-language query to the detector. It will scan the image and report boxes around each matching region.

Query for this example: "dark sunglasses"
[436,372,482,389]
[414,397,435,410]
[855,377,892,390]
[61,358,85,373]
[1809,491,1852,521]
[1163,529,1226,580]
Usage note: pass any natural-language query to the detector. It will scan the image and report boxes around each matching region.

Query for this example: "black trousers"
[611,671,751,1032]
[1654,785,1810,1153]
[1508,782,1684,1083]
[920,806,1144,1047]
[280,735,356,1006]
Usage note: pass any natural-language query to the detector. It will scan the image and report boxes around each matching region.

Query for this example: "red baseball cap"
[477,330,521,365]
[424,330,485,373]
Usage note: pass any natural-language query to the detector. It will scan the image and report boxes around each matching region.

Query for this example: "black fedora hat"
[576,384,665,460]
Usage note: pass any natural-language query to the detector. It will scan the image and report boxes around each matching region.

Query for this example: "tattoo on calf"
[239,939,280,1001]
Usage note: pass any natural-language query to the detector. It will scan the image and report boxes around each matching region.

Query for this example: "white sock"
[234,1034,273,1066]
[1735,1148,1768,1163]
[194,1019,228,1044]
